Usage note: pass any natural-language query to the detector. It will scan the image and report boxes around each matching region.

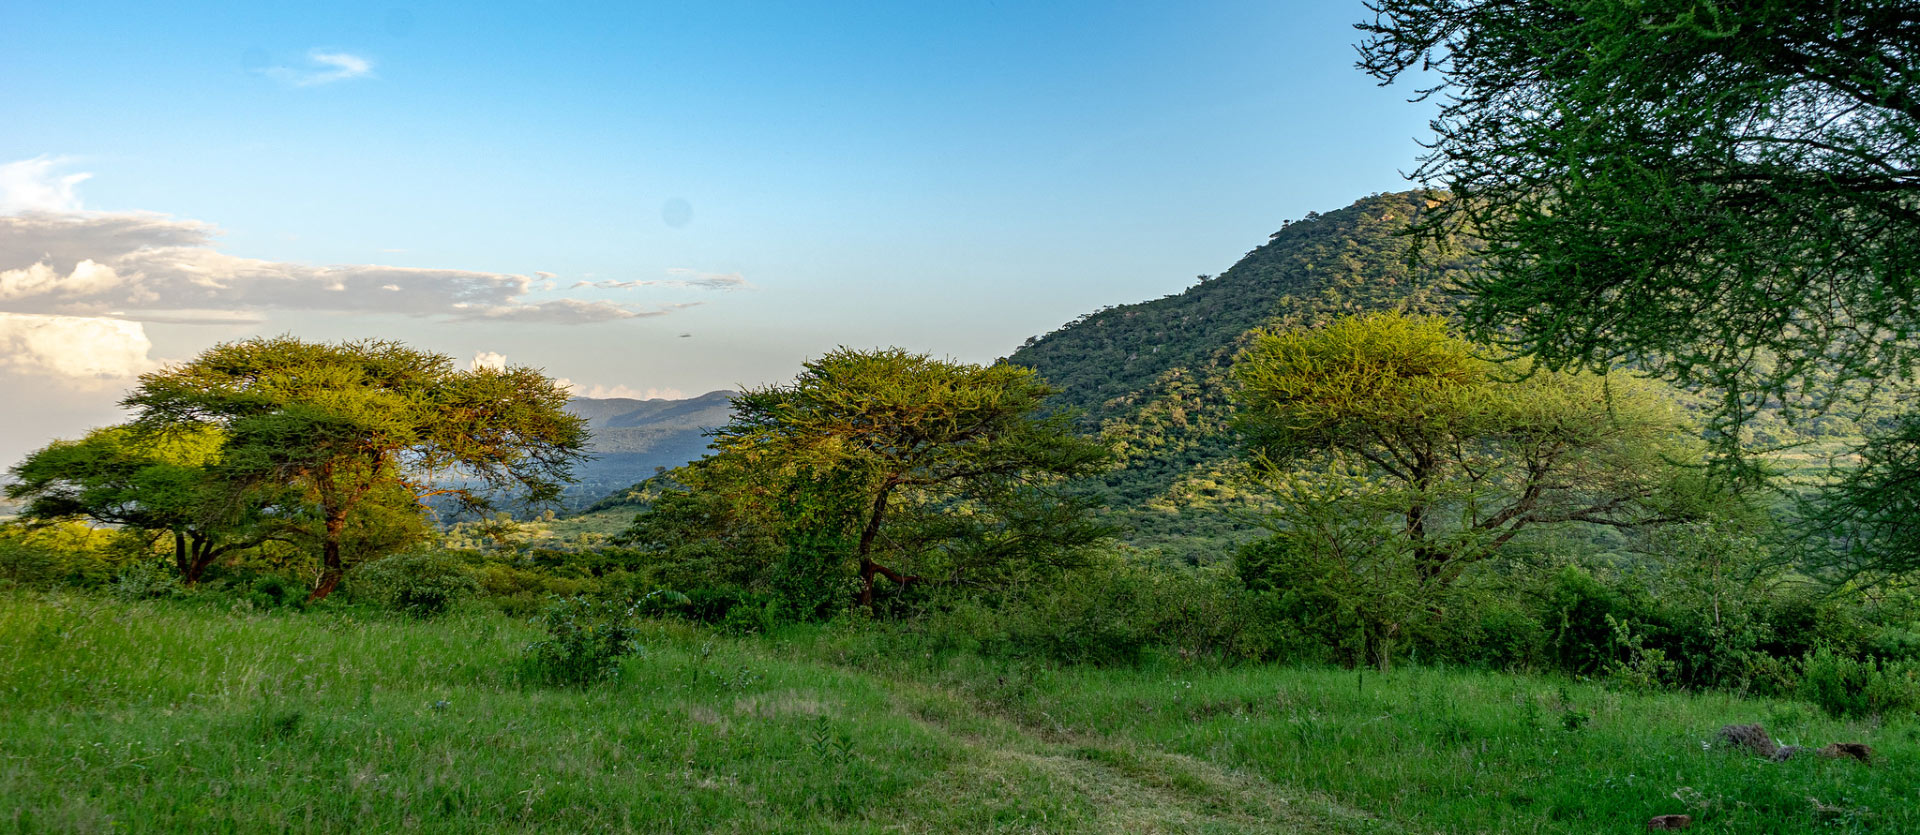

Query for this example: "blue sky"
[0,1,1435,466]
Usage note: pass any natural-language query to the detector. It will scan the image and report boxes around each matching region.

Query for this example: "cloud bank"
[0,311,161,384]
[0,210,686,325]
[0,157,737,399]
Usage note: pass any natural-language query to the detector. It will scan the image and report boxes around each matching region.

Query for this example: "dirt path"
[891,681,1389,834]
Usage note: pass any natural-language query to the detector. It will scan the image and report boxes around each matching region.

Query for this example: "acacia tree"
[124,337,590,599]
[6,425,292,584]
[698,347,1112,609]
[1357,1,1920,576]
[1235,312,1693,586]
[1357,1,1920,450]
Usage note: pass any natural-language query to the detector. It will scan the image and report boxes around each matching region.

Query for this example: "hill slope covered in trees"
[563,391,734,507]
[1007,191,1482,560]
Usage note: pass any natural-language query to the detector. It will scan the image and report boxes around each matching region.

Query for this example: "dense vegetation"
[6,5,1920,831]
[1005,192,1481,561]
[4,592,1915,834]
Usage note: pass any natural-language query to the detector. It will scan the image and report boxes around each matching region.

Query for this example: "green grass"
[2,592,1913,833]
[0,593,1367,834]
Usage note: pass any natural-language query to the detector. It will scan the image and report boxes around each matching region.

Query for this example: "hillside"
[1007,191,1483,561]
[562,390,734,507]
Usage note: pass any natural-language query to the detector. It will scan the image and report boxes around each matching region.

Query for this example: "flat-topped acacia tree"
[6,425,295,584]
[710,347,1112,608]
[1235,312,1695,586]
[123,337,590,599]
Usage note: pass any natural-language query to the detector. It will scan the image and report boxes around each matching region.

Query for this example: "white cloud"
[470,350,508,371]
[0,311,161,384]
[571,268,751,291]
[0,156,92,213]
[555,377,686,401]
[0,209,683,324]
[267,50,375,86]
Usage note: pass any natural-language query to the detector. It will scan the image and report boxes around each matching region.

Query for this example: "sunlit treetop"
[1358,0,1920,456]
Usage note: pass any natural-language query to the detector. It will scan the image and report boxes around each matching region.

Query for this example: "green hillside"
[562,391,734,507]
[1007,191,1482,561]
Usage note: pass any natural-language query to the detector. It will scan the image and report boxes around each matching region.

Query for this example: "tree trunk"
[181,532,219,585]
[172,529,190,580]
[853,484,919,609]
[309,508,348,601]
[1406,449,1440,581]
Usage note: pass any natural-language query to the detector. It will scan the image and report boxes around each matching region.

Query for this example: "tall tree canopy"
[1234,312,1702,666]
[1235,312,1694,585]
[629,348,1112,611]
[123,337,590,599]
[6,425,291,584]
[1357,1,1920,449]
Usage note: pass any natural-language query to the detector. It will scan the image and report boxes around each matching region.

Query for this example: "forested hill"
[562,391,735,508]
[1007,191,1483,560]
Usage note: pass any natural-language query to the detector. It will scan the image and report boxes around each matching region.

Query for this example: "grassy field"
[1,592,1912,833]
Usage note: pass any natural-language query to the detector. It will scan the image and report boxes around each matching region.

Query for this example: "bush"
[1797,647,1920,719]
[110,560,183,601]
[246,574,303,610]
[521,595,643,686]
[0,522,131,589]
[1238,531,1434,670]
[0,541,60,589]
[1448,600,1548,671]
[352,550,479,617]
[913,557,1289,667]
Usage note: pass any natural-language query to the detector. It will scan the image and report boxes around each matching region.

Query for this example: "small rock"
[1715,723,1779,758]
[1646,813,1693,830]
[1819,742,1872,764]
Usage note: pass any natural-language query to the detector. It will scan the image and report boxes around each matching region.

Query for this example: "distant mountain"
[1007,191,1484,561]
[562,390,735,509]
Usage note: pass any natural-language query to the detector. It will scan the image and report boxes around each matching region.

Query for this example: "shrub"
[1797,647,1920,719]
[110,560,183,601]
[0,541,60,589]
[353,550,480,617]
[914,557,1288,667]
[1449,600,1548,671]
[521,595,643,686]
[1238,530,1434,670]
[246,574,303,610]
[471,562,594,616]
[0,522,130,589]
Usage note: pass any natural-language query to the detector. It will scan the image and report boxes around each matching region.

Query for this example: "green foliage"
[520,595,643,686]
[1359,0,1920,459]
[1798,647,1920,719]
[352,550,481,617]
[918,557,1286,667]
[1007,192,1480,557]
[6,424,292,584]
[0,521,137,590]
[1800,412,1920,584]
[624,348,1112,615]
[109,560,186,602]
[122,336,590,599]
[1235,463,1434,669]
[1232,313,1698,659]
[1600,614,1677,693]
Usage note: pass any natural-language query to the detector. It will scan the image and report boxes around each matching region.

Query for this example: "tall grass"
[0,592,1358,834]
[3,591,1913,833]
